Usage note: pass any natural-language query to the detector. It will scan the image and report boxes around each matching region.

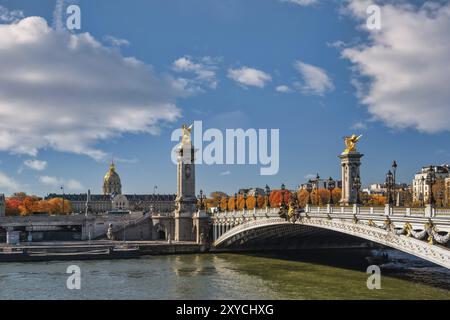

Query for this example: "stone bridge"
[212,205,450,269]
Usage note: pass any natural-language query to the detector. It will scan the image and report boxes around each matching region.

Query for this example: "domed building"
[103,161,122,195]
[46,162,176,214]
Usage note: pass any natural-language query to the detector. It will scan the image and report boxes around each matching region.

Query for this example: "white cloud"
[342,1,450,133]
[114,157,139,164]
[103,35,130,47]
[0,171,19,191]
[220,170,231,176]
[39,176,60,186]
[0,16,182,161]
[39,176,84,191]
[24,159,47,171]
[67,179,84,191]
[228,67,272,88]
[172,56,220,91]
[294,61,334,96]
[0,5,24,23]
[280,0,318,6]
[276,85,293,93]
[350,121,368,131]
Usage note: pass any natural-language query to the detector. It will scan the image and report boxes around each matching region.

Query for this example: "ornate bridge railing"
[211,205,450,269]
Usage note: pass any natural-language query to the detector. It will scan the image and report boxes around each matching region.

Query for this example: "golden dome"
[103,161,122,195]
[104,163,119,182]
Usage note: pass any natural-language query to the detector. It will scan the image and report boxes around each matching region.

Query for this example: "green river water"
[0,250,449,299]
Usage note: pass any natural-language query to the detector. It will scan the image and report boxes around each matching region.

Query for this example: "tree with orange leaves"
[269,190,292,208]
[47,198,72,215]
[19,196,40,216]
[5,198,21,216]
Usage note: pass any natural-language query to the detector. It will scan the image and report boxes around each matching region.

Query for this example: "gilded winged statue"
[181,124,193,146]
[343,134,362,154]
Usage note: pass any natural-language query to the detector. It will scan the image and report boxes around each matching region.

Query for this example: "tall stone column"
[339,152,363,206]
[174,125,197,242]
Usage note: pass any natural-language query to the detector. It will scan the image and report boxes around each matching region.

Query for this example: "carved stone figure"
[107,223,114,240]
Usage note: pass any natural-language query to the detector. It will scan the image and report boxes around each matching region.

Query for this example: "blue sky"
[0,0,449,196]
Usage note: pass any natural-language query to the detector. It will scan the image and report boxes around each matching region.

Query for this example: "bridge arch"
[214,217,450,269]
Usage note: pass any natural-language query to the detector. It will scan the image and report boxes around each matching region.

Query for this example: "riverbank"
[0,241,209,263]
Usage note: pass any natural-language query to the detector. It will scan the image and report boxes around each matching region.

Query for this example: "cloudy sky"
[0,0,449,196]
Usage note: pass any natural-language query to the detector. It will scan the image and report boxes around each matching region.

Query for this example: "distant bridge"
[212,205,450,269]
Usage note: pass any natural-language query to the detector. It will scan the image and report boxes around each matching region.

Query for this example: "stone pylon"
[339,152,363,206]
[174,126,197,242]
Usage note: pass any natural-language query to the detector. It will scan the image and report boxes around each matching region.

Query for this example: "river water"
[0,249,449,299]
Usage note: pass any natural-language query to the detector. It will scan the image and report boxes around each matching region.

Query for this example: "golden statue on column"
[343,134,362,154]
[181,124,193,146]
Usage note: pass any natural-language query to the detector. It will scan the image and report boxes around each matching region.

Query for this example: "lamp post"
[392,161,398,206]
[426,168,436,206]
[243,193,248,210]
[265,185,270,208]
[199,189,205,210]
[225,196,229,212]
[254,190,259,209]
[234,193,238,211]
[353,175,362,205]
[385,170,394,206]
[217,196,222,213]
[60,186,65,214]
[280,184,286,208]
[327,177,336,205]
[306,180,313,206]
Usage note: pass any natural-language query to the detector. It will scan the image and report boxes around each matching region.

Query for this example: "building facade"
[46,164,176,214]
[412,165,449,204]
[445,177,450,207]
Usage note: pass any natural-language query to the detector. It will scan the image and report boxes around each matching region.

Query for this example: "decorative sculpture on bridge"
[343,134,362,154]
[181,124,193,146]
[107,223,114,240]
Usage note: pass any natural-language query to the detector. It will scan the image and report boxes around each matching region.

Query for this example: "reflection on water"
[0,250,448,300]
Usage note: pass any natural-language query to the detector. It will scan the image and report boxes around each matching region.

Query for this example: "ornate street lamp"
[225,195,229,212]
[199,189,205,210]
[385,170,394,205]
[392,161,398,206]
[234,193,238,211]
[60,185,65,214]
[254,189,259,209]
[327,177,336,205]
[265,184,271,208]
[353,175,362,205]
[306,180,313,205]
[217,196,222,212]
[243,193,248,210]
[426,167,436,206]
[280,184,285,208]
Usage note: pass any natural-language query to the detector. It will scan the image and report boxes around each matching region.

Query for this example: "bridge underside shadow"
[213,224,377,251]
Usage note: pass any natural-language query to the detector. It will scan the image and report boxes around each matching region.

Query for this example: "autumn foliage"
[5,193,72,216]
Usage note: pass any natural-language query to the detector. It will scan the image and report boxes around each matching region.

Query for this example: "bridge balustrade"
[436,208,450,217]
